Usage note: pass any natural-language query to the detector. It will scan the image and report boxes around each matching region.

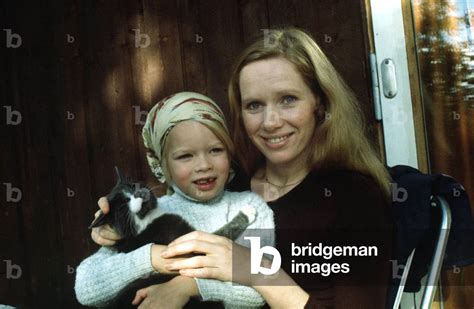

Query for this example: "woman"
[91,27,392,308]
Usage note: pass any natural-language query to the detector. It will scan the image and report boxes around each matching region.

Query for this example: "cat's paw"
[241,206,257,224]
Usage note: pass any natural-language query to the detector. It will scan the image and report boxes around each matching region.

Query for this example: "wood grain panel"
[197,0,243,116]
[240,0,269,44]
[0,20,32,306]
[0,0,409,307]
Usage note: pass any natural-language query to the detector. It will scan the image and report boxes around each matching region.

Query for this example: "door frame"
[365,0,429,171]
[365,1,438,307]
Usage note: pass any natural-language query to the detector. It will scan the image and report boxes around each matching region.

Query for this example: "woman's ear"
[315,102,325,123]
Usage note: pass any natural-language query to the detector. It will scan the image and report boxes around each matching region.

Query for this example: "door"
[370,0,474,308]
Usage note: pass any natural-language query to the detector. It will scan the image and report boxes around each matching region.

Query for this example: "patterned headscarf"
[142,92,231,183]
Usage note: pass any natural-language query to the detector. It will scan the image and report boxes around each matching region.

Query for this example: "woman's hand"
[90,197,122,246]
[161,231,310,308]
[131,275,198,309]
[151,244,189,274]
[161,231,252,285]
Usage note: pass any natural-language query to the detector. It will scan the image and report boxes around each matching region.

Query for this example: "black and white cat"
[88,167,256,308]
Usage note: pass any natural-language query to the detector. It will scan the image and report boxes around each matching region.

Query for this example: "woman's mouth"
[193,177,217,191]
[262,133,293,148]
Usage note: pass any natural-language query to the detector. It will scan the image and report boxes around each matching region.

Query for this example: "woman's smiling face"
[239,57,318,167]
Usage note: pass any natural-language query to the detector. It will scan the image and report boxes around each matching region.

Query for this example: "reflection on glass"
[413,0,474,208]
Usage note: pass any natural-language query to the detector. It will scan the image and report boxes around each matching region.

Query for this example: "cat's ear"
[88,210,109,229]
[114,166,126,185]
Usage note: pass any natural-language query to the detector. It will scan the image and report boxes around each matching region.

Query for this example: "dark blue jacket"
[389,165,474,292]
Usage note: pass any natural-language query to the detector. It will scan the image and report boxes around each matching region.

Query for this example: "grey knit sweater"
[74,190,275,308]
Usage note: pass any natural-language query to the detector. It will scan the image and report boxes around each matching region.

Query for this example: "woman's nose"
[262,106,283,131]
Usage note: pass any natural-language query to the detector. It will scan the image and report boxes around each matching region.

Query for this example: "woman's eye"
[244,101,263,111]
[282,95,297,104]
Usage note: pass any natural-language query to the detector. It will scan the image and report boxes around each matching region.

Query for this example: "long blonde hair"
[228,27,391,196]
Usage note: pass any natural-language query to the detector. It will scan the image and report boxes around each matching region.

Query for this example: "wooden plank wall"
[0,0,373,307]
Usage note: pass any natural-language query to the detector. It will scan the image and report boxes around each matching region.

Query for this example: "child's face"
[165,121,230,201]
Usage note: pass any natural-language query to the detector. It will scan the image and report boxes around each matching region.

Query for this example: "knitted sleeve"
[74,243,157,307]
[196,193,275,308]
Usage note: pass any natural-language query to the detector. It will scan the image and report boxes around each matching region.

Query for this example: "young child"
[74,92,275,308]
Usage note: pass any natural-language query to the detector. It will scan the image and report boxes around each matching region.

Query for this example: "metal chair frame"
[392,195,452,309]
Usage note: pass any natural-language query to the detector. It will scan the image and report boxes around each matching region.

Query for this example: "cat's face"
[89,167,157,238]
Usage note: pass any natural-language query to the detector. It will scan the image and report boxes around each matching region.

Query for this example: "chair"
[386,165,474,309]
[390,195,452,309]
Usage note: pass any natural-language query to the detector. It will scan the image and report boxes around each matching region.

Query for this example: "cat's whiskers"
[120,202,137,236]
[115,201,136,237]
[141,185,162,195]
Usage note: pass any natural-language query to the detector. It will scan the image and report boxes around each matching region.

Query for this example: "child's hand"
[90,196,122,246]
[151,244,171,273]
[131,276,198,309]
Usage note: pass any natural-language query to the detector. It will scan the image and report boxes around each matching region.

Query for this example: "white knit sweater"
[74,190,275,308]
